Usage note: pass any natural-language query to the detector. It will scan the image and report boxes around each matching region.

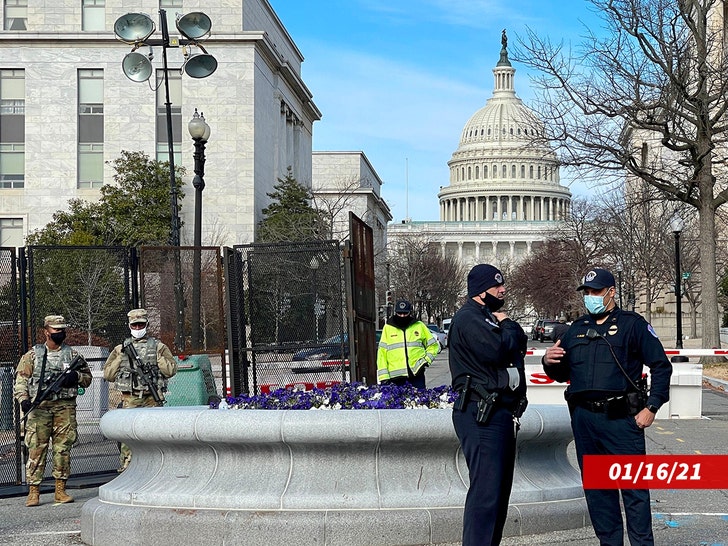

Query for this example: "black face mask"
[483,292,505,312]
[390,314,414,330]
[49,331,67,344]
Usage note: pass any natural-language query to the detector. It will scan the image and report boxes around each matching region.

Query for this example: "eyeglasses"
[129,322,146,330]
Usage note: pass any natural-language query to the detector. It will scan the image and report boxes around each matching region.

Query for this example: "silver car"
[427,324,448,349]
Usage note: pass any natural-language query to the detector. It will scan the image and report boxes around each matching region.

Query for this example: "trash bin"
[166,354,218,406]
[0,365,13,431]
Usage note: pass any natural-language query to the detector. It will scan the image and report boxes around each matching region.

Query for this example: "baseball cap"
[577,268,616,291]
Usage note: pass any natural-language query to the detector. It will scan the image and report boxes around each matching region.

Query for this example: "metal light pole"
[114,9,217,352]
[310,256,320,342]
[670,215,688,362]
[188,108,210,349]
[616,264,623,308]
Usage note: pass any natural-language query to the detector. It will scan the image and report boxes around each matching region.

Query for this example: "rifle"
[123,341,165,406]
[24,354,85,418]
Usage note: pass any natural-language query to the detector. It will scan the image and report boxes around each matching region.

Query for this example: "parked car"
[532,319,545,341]
[442,318,452,335]
[427,324,448,349]
[539,320,560,342]
[292,333,349,361]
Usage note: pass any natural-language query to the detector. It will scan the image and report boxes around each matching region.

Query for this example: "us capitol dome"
[388,31,571,268]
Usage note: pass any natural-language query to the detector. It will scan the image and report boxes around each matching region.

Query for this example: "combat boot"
[25,484,40,507]
[54,479,74,503]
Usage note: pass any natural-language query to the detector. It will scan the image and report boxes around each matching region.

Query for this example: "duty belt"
[577,395,627,413]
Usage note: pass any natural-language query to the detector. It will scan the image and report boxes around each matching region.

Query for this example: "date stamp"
[583,455,728,489]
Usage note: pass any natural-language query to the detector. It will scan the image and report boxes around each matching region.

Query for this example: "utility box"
[166,354,218,406]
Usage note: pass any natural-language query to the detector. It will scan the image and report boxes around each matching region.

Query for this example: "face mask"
[483,292,505,312]
[49,331,66,344]
[130,327,147,339]
[584,294,609,315]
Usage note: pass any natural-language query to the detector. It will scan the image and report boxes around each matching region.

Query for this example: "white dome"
[439,31,570,224]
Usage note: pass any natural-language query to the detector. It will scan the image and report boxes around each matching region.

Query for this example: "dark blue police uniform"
[544,307,672,546]
[449,298,528,546]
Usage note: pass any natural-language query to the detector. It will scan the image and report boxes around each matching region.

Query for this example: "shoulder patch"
[647,323,659,339]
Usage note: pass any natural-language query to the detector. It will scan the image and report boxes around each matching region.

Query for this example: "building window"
[3,0,26,30]
[82,0,105,31]
[156,69,182,167]
[0,217,23,246]
[511,165,516,178]
[78,69,104,189]
[160,0,182,33]
[529,165,534,179]
[520,165,525,178]
[0,69,24,189]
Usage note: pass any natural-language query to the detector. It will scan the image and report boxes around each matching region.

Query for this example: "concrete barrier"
[81,404,587,546]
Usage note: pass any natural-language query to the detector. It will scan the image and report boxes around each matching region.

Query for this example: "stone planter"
[81,405,587,546]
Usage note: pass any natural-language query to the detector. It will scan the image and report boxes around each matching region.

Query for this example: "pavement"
[1,342,727,545]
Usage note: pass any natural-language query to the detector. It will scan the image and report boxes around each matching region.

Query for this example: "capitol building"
[387,34,571,269]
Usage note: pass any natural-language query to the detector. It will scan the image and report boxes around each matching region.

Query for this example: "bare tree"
[386,234,467,323]
[596,185,675,321]
[515,0,728,349]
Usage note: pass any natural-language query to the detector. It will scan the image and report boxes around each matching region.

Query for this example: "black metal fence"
[227,241,349,396]
[0,240,353,496]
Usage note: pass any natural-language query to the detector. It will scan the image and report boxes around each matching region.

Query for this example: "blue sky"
[271,1,605,223]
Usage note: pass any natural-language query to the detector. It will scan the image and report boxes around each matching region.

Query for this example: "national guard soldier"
[449,264,528,545]
[14,315,93,507]
[543,268,673,546]
[103,308,177,472]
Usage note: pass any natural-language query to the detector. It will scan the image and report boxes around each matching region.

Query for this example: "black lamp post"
[616,263,623,308]
[114,9,217,352]
[188,108,210,349]
[670,215,688,362]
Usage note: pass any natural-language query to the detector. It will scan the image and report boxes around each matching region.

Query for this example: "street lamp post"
[670,215,688,363]
[616,264,623,308]
[188,108,210,349]
[310,256,320,342]
[114,10,217,352]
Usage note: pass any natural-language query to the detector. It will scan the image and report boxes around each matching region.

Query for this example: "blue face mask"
[584,294,608,315]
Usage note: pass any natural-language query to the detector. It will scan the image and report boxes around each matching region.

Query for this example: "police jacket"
[377,318,439,382]
[543,307,672,409]
[448,298,527,402]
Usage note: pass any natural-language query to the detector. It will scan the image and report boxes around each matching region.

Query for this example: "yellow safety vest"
[377,321,439,382]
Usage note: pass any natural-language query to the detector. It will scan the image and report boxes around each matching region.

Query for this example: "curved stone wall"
[81,405,588,546]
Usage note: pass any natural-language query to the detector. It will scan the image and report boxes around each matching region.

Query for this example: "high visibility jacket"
[377,320,439,382]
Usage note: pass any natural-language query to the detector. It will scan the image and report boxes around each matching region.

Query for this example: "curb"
[703,375,728,391]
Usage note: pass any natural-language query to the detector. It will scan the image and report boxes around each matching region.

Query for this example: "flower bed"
[215,382,458,410]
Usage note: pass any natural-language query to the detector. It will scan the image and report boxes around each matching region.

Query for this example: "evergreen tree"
[257,168,326,243]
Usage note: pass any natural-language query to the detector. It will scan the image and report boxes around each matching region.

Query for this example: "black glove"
[61,370,79,388]
[20,399,32,414]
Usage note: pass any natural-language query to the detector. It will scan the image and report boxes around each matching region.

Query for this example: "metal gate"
[226,241,348,396]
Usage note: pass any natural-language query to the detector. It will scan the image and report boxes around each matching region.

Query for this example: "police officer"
[14,315,93,507]
[543,268,672,546]
[449,264,528,546]
[103,308,177,472]
[377,299,439,388]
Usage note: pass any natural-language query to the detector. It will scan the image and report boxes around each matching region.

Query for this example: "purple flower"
[210,382,458,410]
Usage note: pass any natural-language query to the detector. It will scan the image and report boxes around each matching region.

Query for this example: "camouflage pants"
[118,394,160,470]
[24,402,77,485]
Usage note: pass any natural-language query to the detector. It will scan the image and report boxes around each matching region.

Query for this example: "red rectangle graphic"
[582,455,728,489]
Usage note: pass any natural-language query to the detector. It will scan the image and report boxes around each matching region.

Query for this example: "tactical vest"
[28,344,78,402]
[115,337,168,395]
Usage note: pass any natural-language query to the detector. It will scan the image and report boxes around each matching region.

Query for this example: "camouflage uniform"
[13,315,92,506]
[103,308,177,471]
